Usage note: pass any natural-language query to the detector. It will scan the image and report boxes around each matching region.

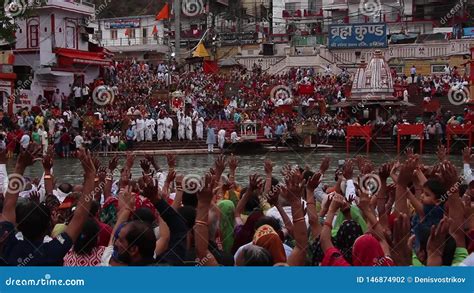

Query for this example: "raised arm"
[64,148,96,242]
[194,173,219,266]
[1,144,42,223]
[282,169,308,266]
[306,172,322,240]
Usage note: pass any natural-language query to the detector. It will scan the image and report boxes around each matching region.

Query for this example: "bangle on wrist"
[323,221,332,229]
[293,217,305,224]
[44,175,52,179]
[195,220,208,226]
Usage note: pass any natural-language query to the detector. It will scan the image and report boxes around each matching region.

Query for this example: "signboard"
[462,27,474,38]
[328,23,387,49]
[220,32,256,45]
[105,18,141,29]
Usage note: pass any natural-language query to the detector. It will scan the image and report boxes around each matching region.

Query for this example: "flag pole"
[174,0,180,63]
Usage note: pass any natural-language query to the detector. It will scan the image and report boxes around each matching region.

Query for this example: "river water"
[8,150,464,185]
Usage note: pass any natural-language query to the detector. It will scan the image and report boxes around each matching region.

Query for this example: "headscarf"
[335,220,363,264]
[253,224,287,264]
[231,210,264,254]
[217,200,235,253]
[352,234,393,266]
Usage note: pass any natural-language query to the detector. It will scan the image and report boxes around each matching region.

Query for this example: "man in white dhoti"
[136,116,145,142]
[145,116,156,141]
[185,115,193,140]
[230,131,239,143]
[164,115,173,141]
[156,116,165,141]
[217,128,226,151]
[178,113,186,141]
[196,116,204,140]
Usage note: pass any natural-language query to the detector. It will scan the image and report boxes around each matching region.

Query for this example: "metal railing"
[100,37,166,47]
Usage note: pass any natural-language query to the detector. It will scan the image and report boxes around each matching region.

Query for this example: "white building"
[96,15,168,61]
[11,0,110,111]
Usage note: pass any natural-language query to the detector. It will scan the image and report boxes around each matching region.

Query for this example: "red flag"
[124,28,129,36]
[203,60,218,74]
[152,25,158,35]
[156,3,169,20]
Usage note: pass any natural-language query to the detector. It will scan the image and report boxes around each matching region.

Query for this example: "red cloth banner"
[298,84,314,95]
[203,60,218,74]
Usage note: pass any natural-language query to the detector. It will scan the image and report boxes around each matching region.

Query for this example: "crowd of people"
[0,143,473,266]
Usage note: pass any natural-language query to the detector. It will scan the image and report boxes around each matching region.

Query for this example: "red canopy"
[55,48,112,67]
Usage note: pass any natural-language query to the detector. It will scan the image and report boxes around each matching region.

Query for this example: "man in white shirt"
[52,89,61,109]
[185,115,193,140]
[230,131,239,143]
[135,116,145,142]
[20,132,30,149]
[145,116,156,142]
[156,116,165,141]
[217,129,226,151]
[264,125,273,139]
[74,133,84,149]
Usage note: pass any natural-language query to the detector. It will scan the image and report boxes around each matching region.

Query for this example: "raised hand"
[140,159,152,174]
[328,193,345,214]
[28,191,40,203]
[17,143,42,170]
[396,159,416,187]
[281,168,304,204]
[166,153,177,169]
[390,213,412,266]
[197,173,215,205]
[306,172,322,192]
[77,148,96,178]
[166,169,176,184]
[228,154,238,172]
[125,151,135,170]
[264,159,273,175]
[97,166,108,182]
[108,155,119,172]
[42,149,54,171]
[427,217,451,263]
[213,154,226,176]
[144,154,159,171]
[378,162,393,182]
[437,161,460,195]
[248,174,264,192]
[436,145,447,162]
[462,147,473,164]
[342,160,353,180]
[405,147,415,159]
[319,157,330,174]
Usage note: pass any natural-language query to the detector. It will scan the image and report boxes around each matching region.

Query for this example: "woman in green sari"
[217,200,235,254]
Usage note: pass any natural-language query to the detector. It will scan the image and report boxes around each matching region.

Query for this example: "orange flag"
[152,25,158,35]
[156,3,169,20]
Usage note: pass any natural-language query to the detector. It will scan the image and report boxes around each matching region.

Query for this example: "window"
[390,65,404,75]
[66,21,76,48]
[127,28,136,38]
[111,29,117,40]
[431,65,445,74]
[285,3,298,12]
[29,24,39,47]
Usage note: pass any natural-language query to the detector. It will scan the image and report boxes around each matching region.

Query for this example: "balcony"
[40,0,95,15]
[323,0,348,11]
[100,37,168,53]
[282,9,323,19]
